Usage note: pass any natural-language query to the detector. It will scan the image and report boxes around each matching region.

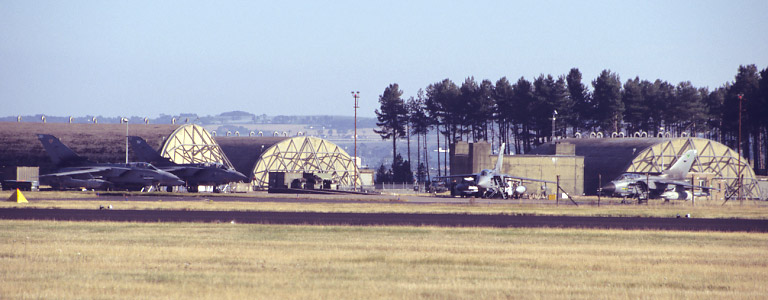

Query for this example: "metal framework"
[626,138,760,199]
[250,136,360,189]
[159,124,234,169]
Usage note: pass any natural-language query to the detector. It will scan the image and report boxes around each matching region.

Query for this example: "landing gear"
[633,183,649,204]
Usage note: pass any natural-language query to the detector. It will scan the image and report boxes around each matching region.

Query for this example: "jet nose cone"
[230,170,248,182]
[601,183,616,195]
[160,172,184,186]
[165,176,184,186]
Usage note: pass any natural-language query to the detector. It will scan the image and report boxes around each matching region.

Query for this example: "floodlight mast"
[737,93,744,203]
[551,110,558,143]
[122,118,129,164]
[352,91,360,191]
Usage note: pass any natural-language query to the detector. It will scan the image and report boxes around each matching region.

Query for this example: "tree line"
[374,64,768,182]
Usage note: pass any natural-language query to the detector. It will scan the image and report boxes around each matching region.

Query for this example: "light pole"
[551,110,558,143]
[352,91,360,191]
[122,117,129,164]
[737,93,744,203]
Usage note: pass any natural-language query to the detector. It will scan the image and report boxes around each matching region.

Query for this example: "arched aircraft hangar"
[529,137,761,199]
[0,121,359,191]
[156,124,235,169]
[215,135,361,190]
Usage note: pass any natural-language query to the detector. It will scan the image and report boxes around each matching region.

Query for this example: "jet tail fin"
[664,149,697,179]
[494,143,505,174]
[127,136,174,166]
[36,134,89,166]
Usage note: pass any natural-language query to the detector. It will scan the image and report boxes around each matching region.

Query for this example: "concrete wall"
[504,155,584,196]
[449,141,584,196]
[758,178,768,200]
[471,142,492,174]
[359,169,375,187]
[450,142,471,174]
[451,141,493,174]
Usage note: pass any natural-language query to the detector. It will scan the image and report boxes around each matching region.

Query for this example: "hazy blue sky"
[2,0,766,118]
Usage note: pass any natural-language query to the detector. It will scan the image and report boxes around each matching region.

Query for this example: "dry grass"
[1,190,98,199]
[0,220,766,299]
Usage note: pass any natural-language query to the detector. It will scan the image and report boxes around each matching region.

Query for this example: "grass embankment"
[1,220,766,299]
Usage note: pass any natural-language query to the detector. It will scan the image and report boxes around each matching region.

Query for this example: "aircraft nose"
[161,172,184,186]
[601,183,616,195]
[232,171,248,182]
[168,177,184,186]
[477,177,489,188]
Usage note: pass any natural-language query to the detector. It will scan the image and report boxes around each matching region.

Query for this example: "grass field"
[1,220,766,299]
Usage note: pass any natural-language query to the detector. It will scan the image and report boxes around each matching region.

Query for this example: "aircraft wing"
[500,174,556,184]
[433,174,478,180]
[40,167,123,178]
[655,179,720,191]
[162,166,203,173]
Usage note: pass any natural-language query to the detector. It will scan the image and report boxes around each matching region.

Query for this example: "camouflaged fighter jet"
[37,134,184,191]
[600,149,712,200]
[127,136,248,192]
[435,143,555,199]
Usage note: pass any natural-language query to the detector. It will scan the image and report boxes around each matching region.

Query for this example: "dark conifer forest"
[375,64,768,180]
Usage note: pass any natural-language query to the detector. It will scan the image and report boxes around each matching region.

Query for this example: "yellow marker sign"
[7,189,28,203]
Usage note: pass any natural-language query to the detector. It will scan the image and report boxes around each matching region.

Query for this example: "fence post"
[556,175,560,206]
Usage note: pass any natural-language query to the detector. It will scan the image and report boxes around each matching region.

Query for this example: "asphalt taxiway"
[3,192,768,232]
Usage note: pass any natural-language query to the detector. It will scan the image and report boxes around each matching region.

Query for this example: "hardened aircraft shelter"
[215,136,361,190]
[530,137,760,199]
[158,124,234,169]
[0,122,236,175]
[0,121,183,173]
[0,121,358,191]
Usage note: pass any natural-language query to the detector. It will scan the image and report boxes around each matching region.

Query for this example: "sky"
[1,0,767,119]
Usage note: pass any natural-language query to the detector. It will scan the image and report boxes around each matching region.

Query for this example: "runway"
[2,208,767,232]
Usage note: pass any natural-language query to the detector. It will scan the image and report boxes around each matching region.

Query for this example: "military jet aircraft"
[600,149,711,200]
[37,134,184,190]
[436,143,555,199]
[127,136,248,192]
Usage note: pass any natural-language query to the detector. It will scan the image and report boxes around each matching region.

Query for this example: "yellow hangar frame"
[530,137,762,199]
[625,138,760,200]
[158,124,235,169]
[249,136,360,190]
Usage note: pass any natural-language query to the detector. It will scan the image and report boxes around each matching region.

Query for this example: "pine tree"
[592,70,624,133]
[374,83,408,165]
